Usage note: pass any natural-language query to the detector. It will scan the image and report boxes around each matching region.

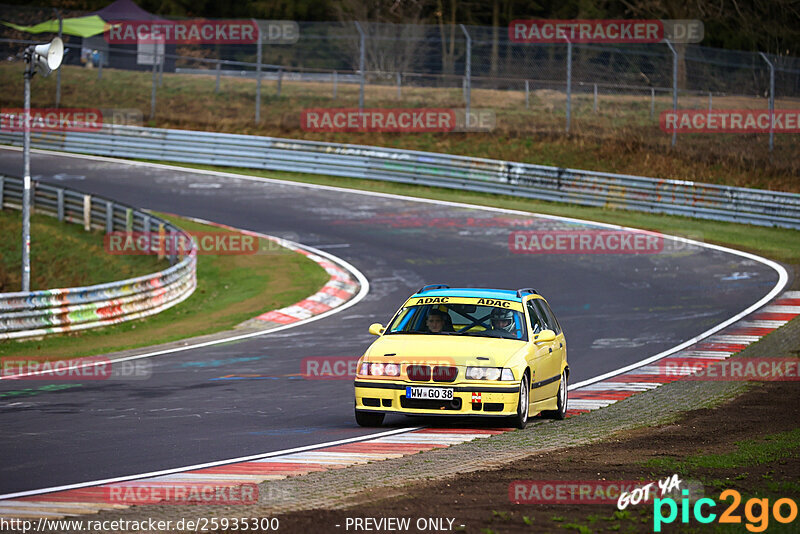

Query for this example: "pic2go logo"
[654,489,798,532]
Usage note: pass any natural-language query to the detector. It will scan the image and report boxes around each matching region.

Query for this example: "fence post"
[759,52,775,152]
[397,71,401,99]
[460,24,471,124]
[158,53,164,86]
[593,83,598,113]
[332,70,337,99]
[665,39,678,147]
[97,52,103,80]
[708,92,712,111]
[566,39,572,134]
[150,57,157,121]
[525,80,529,109]
[649,88,654,119]
[215,61,221,93]
[256,27,262,123]
[355,22,365,111]
[0,176,4,210]
[277,67,283,97]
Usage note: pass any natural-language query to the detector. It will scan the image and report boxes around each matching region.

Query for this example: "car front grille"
[400,396,462,411]
[432,365,457,382]
[407,365,431,381]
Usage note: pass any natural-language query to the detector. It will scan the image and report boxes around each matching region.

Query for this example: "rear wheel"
[543,370,568,420]
[510,373,530,429]
[355,409,385,427]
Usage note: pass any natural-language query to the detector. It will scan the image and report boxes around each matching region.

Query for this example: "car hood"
[364,334,525,367]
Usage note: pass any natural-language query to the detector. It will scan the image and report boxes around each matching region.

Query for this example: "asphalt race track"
[0,147,784,495]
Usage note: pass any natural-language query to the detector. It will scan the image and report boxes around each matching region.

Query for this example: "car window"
[540,300,562,334]
[533,299,561,334]
[526,301,545,334]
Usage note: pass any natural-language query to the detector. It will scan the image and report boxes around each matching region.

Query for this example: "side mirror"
[368,323,385,336]
[534,329,556,343]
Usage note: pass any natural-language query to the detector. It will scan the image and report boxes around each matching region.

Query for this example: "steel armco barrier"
[0,175,196,340]
[1,126,799,229]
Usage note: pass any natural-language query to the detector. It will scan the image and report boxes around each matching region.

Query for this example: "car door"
[528,298,564,401]
[526,299,561,403]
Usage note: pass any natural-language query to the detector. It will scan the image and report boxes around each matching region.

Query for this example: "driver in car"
[489,308,516,335]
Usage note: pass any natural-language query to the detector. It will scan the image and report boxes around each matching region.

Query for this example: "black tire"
[543,370,568,420]
[510,372,530,429]
[355,409,385,427]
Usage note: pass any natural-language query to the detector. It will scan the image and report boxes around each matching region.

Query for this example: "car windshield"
[385,302,527,341]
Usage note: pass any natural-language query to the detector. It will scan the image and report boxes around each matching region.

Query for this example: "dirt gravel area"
[275,379,800,533]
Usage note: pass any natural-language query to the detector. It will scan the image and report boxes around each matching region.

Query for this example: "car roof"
[410,288,534,302]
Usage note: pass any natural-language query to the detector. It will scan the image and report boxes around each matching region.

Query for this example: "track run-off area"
[0,146,790,502]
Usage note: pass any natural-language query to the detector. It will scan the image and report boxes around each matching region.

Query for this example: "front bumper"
[354,379,520,417]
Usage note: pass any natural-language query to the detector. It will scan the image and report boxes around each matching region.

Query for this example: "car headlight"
[359,362,400,377]
[466,367,510,381]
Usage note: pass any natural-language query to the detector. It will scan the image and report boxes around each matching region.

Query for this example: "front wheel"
[510,373,530,429]
[543,370,568,420]
[355,409,385,427]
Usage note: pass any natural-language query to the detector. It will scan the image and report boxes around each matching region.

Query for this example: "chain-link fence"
[1,4,798,157]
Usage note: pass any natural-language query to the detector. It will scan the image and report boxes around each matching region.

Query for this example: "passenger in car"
[426,309,454,333]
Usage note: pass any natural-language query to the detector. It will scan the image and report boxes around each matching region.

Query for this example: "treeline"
[4,0,798,55]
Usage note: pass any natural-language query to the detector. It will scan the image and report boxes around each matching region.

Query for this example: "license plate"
[405,386,454,400]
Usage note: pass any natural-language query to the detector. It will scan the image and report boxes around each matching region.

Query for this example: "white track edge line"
[0,145,791,496]
[0,426,421,501]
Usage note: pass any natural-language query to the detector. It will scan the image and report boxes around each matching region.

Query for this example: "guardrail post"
[143,215,151,235]
[332,70,337,99]
[215,61,221,93]
[758,52,775,152]
[397,71,401,99]
[525,80,529,109]
[83,195,91,231]
[256,27,263,123]
[355,22,366,111]
[0,176,4,210]
[593,83,598,113]
[157,223,165,261]
[125,208,133,233]
[105,200,113,233]
[56,188,63,221]
[665,39,678,147]
[277,67,283,97]
[460,24,471,124]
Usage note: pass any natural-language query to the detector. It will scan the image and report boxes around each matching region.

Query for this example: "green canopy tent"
[1,15,113,38]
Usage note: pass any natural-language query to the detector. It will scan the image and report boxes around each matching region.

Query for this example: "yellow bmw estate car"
[354,285,568,428]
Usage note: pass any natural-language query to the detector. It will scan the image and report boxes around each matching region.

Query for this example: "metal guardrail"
[1,126,799,229]
[0,175,196,340]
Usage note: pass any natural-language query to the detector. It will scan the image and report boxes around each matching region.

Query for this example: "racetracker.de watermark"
[105,19,298,44]
[104,231,264,255]
[509,19,703,43]
[509,230,671,254]
[0,108,142,132]
[300,108,495,132]
[660,110,800,133]
[657,358,800,381]
[103,484,258,505]
[0,357,152,380]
